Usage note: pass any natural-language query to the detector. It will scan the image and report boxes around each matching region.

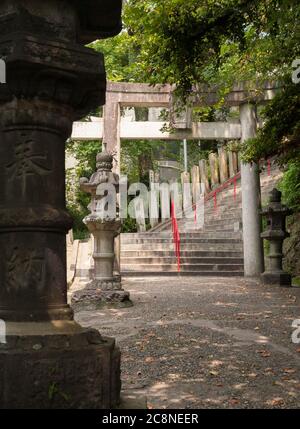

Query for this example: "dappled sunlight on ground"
[73,276,300,408]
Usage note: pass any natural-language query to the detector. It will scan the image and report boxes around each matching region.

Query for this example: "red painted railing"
[171,200,181,272]
[204,171,241,211]
[203,158,273,211]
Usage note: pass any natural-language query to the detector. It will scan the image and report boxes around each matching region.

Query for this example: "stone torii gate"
[71,81,277,278]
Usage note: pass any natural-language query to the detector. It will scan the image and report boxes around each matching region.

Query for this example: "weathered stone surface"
[228,150,239,177]
[199,159,210,194]
[79,147,132,306]
[240,103,264,277]
[0,323,121,409]
[261,188,292,287]
[0,0,123,408]
[72,281,131,308]
[218,145,229,183]
[208,152,219,188]
[283,214,300,279]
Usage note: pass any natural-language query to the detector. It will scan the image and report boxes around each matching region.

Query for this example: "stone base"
[72,279,132,308]
[261,271,292,287]
[0,322,121,409]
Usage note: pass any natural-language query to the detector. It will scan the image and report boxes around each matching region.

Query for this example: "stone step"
[122,263,244,272]
[122,232,242,239]
[179,225,238,232]
[205,204,242,211]
[204,217,242,226]
[121,256,244,264]
[121,250,244,257]
[122,270,244,277]
[121,244,243,251]
[121,237,242,244]
[118,169,281,278]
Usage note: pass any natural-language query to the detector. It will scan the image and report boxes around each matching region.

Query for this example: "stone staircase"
[120,167,282,277]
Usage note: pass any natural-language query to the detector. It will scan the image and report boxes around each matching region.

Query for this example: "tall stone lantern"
[0,0,123,408]
[73,145,131,306]
[261,188,292,287]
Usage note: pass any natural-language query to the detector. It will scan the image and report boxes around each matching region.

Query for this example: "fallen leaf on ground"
[268,398,284,407]
[145,357,155,363]
[283,368,297,374]
[229,399,240,406]
[258,350,271,358]
[247,373,258,378]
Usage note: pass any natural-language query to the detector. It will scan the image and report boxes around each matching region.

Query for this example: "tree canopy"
[120,0,300,162]
[122,2,298,86]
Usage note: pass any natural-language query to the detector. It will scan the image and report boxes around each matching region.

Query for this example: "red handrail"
[171,200,181,272]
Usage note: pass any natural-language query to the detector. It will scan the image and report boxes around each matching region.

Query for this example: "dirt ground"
[72,276,300,409]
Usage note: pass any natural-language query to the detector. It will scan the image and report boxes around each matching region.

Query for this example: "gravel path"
[72,277,300,409]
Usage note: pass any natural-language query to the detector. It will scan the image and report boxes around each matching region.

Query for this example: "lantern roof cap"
[74,0,123,44]
[269,188,281,203]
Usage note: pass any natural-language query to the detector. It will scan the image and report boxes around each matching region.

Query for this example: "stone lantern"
[0,0,123,409]
[261,188,292,287]
[73,145,131,306]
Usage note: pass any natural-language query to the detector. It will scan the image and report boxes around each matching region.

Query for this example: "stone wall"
[283,213,300,279]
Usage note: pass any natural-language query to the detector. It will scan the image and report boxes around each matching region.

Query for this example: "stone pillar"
[228,151,239,177]
[103,99,121,173]
[240,103,264,277]
[149,183,160,229]
[103,93,122,273]
[191,165,200,204]
[209,152,220,188]
[135,198,147,232]
[181,171,191,186]
[218,145,229,183]
[261,189,292,287]
[199,159,210,194]
[0,0,123,409]
[181,171,192,216]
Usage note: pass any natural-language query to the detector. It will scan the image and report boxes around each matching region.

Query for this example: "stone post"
[218,145,229,183]
[199,159,210,194]
[240,103,264,277]
[181,171,192,216]
[0,0,123,408]
[261,189,292,286]
[74,147,131,306]
[191,165,200,204]
[135,198,147,232]
[228,151,239,177]
[103,98,121,172]
[149,183,160,229]
[181,171,190,186]
[209,152,220,188]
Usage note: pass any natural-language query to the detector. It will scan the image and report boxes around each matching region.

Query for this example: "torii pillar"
[240,103,264,277]
[0,0,123,409]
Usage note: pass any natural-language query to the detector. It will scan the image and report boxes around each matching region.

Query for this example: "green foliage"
[89,32,140,82]
[279,161,300,212]
[48,382,70,402]
[241,82,300,164]
[121,216,138,233]
[124,0,300,90]
[66,140,100,235]
[123,0,300,165]
[124,0,258,97]
[179,140,216,170]
[121,139,160,184]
